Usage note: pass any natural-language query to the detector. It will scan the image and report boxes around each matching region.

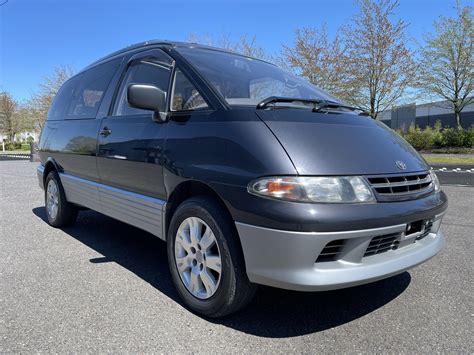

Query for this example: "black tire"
[167,196,257,318]
[44,171,78,227]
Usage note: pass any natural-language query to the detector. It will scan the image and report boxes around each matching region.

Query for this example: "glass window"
[115,60,171,116]
[176,47,339,107]
[65,59,120,119]
[47,78,76,120]
[171,69,208,111]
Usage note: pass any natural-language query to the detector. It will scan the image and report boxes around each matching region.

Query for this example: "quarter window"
[47,78,76,120]
[171,69,208,111]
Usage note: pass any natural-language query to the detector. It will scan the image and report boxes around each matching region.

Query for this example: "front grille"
[316,239,346,263]
[367,173,432,196]
[364,233,400,257]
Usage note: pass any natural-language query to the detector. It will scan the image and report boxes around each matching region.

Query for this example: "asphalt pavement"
[1,161,473,353]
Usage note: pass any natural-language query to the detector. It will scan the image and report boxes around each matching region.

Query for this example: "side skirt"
[59,173,166,240]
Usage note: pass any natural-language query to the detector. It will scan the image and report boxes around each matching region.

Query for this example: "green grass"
[422,154,474,165]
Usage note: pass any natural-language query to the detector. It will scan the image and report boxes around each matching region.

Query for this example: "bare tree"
[344,0,416,118]
[0,91,20,141]
[27,65,74,131]
[186,33,269,60]
[282,26,362,105]
[418,2,473,128]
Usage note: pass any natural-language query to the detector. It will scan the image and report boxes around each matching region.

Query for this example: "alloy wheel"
[46,179,59,220]
[174,217,222,299]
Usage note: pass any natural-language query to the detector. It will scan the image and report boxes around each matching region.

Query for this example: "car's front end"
[175,44,448,292]
[235,170,447,291]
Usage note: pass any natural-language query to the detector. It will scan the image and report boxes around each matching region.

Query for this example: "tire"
[167,196,257,317]
[44,170,78,227]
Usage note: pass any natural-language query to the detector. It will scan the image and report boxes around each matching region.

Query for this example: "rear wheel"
[167,196,257,317]
[44,171,78,227]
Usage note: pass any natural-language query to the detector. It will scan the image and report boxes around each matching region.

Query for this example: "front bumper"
[236,214,445,291]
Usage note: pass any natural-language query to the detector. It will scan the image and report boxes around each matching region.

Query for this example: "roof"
[86,39,269,70]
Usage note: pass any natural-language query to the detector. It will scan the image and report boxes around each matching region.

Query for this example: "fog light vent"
[316,239,346,263]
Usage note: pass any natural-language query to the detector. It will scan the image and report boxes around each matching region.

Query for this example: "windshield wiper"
[256,96,369,115]
[256,96,321,109]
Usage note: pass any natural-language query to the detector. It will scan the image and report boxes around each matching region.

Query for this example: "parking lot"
[1,161,473,353]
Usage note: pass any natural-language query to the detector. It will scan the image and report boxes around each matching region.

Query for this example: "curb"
[431,167,474,173]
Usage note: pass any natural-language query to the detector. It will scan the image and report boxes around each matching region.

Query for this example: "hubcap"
[46,179,59,220]
[174,217,222,299]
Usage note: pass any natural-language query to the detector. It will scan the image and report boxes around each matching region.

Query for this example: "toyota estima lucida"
[37,40,447,317]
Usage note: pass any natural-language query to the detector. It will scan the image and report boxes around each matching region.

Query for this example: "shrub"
[442,128,465,147]
[431,121,444,148]
[463,126,474,147]
[3,141,22,150]
[396,123,473,150]
[403,124,433,150]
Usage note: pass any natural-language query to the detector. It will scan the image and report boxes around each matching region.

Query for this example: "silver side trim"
[59,173,166,240]
[37,164,45,189]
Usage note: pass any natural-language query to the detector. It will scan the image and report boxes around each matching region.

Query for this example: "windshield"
[177,47,339,106]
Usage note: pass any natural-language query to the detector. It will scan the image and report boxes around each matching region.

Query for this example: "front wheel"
[167,196,257,317]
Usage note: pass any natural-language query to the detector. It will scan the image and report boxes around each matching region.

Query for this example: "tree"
[418,2,473,128]
[282,26,362,105]
[283,0,415,118]
[186,33,269,60]
[27,65,73,131]
[0,91,20,141]
[344,0,416,118]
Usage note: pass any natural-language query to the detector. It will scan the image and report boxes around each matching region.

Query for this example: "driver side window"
[171,69,208,111]
[114,59,171,116]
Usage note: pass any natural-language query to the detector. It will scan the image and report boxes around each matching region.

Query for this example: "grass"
[422,154,474,165]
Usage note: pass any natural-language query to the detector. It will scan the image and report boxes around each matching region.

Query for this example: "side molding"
[59,173,166,240]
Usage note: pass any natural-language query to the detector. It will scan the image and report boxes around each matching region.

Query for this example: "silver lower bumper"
[236,216,444,291]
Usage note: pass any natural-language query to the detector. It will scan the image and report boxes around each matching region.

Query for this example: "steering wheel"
[183,91,204,111]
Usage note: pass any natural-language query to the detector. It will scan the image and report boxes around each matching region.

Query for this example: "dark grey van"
[37,40,447,317]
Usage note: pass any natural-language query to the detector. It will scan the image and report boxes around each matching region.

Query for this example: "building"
[379,99,474,130]
[0,131,39,142]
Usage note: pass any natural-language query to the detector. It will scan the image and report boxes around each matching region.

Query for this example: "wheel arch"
[165,180,236,241]
[42,158,61,187]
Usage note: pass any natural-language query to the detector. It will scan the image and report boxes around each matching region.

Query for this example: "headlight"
[429,170,441,192]
[248,176,376,203]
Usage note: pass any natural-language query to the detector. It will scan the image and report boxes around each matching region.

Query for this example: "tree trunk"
[455,110,461,129]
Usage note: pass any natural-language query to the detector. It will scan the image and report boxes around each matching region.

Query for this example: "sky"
[0,0,461,102]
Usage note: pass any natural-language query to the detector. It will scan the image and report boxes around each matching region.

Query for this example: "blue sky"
[0,0,460,101]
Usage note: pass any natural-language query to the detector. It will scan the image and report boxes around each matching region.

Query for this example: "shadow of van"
[32,206,411,338]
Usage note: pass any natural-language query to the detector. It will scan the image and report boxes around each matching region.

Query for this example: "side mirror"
[127,84,167,122]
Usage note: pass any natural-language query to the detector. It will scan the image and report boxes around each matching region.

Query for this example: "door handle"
[100,127,112,137]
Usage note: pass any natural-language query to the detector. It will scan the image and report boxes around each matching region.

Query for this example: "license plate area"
[400,219,430,242]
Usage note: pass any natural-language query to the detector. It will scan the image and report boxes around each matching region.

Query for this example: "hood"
[256,109,429,176]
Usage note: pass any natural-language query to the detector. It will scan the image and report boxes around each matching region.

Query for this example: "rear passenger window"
[114,58,172,116]
[47,79,76,121]
[65,59,120,120]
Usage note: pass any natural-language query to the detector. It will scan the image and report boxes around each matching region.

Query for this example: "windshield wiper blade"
[256,96,321,109]
[312,100,367,114]
[256,96,369,115]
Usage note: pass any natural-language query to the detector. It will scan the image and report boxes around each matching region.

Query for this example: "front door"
[97,49,174,201]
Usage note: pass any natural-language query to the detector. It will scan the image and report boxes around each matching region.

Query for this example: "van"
[37,40,447,317]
